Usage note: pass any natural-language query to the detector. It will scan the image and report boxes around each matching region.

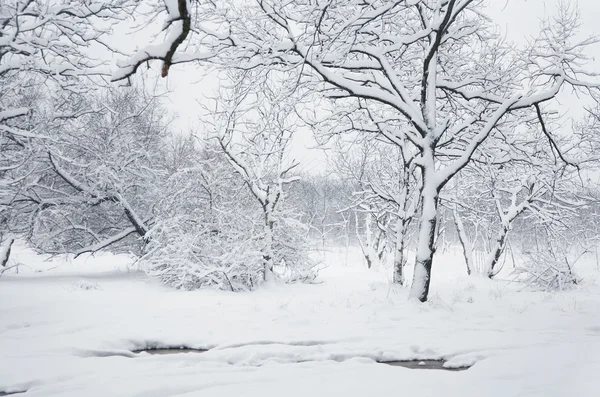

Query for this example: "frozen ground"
[2,243,600,396]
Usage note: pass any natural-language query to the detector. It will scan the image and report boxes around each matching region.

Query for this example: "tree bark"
[409,173,439,302]
[1,237,15,268]
[453,209,474,276]
[365,213,373,269]
[393,217,407,285]
[263,214,275,281]
[356,212,375,269]
[484,225,509,278]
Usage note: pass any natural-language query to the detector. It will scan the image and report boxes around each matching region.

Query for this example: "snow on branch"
[74,227,138,258]
[112,0,192,81]
[47,152,149,238]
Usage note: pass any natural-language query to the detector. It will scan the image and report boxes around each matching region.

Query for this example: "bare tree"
[209,71,309,281]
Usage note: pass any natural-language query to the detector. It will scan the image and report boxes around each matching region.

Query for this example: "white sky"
[114,0,600,175]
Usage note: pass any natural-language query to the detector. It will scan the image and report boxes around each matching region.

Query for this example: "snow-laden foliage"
[1,0,137,260]
[1,85,168,256]
[141,147,317,291]
[1,0,132,167]
[140,150,262,290]
[514,247,583,291]
[143,208,265,291]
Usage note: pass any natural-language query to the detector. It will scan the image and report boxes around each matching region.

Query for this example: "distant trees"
[288,175,355,248]
[333,137,420,283]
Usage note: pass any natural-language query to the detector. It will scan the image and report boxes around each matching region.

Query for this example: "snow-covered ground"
[2,243,600,396]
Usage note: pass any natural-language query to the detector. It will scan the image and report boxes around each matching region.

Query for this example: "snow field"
[1,244,600,396]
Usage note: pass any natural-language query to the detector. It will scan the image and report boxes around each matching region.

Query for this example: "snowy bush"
[139,156,260,291]
[143,212,318,291]
[513,248,583,291]
[139,148,317,291]
[142,216,265,291]
[270,216,320,284]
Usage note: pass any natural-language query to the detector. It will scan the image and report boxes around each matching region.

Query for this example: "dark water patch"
[100,345,470,371]
[379,359,470,371]
[132,347,209,355]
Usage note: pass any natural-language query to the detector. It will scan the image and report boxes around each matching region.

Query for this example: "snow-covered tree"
[1,0,135,260]
[210,70,312,282]
[1,86,169,256]
[448,102,600,278]
[450,162,569,278]
[141,70,315,290]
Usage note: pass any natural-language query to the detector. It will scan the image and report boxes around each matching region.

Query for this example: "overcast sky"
[126,0,600,174]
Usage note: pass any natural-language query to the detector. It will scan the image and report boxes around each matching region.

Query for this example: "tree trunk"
[356,212,374,269]
[484,225,509,278]
[375,228,386,262]
[263,215,275,282]
[453,209,473,276]
[409,175,439,302]
[393,217,407,285]
[1,237,15,268]
[365,213,373,269]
